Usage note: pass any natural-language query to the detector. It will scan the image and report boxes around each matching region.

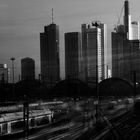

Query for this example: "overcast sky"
[0,0,139,82]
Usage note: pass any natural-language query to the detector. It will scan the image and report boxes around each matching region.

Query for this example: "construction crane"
[114,4,124,32]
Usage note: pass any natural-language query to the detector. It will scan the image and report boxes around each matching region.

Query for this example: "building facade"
[130,21,140,40]
[40,23,60,86]
[128,40,140,83]
[112,0,140,83]
[0,64,8,83]
[21,57,35,80]
[65,32,82,79]
[81,22,107,86]
[112,29,129,79]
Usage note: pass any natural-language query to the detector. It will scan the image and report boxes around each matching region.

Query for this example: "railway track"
[93,108,140,140]
[89,109,133,140]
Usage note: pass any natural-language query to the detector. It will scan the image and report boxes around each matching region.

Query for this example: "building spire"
[52,8,54,24]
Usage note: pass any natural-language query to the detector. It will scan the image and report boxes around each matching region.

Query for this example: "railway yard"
[0,97,140,140]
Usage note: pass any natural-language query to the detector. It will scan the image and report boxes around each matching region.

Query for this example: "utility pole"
[133,71,136,97]
[10,57,15,84]
[92,21,100,126]
[23,94,29,140]
[107,65,109,78]
[10,57,15,100]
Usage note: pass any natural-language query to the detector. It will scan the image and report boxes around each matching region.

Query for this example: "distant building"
[129,21,140,40]
[40,23,60,86]
[65,32,82,79]
[123,0,139,40]
[112,0,140,83]
[128,40,140,82]
[112,28,129,79]
[112,31,140,82]
[81,22,108,86]
[21,57,35,80]
[98,23,109,79]
[0,64,8,83]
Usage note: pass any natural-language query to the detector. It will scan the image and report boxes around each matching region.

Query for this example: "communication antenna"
[52,8,54,23]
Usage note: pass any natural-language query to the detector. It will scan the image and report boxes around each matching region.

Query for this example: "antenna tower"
[52,8,54,23]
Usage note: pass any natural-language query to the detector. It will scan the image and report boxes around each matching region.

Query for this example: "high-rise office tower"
[124,0,130,34]
[65,32,82,79]
[128,40,140,82]
[81,22,107,86]
[112,0,140,82]
[21,57,35,80]
[123,0,139,40]
[112,27,129,79]
[0,64,8,83]
[40,23,60,86]
[130,21,140,40]
[98,23,108,79]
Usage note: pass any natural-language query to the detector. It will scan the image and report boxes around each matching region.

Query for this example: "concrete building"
[112,0,140,83]
[98,23,109,79]
[21,57,35,80]
[0,64,8,83]
[81,22,108,86]
[65,32,82,79]
[112,28,129,80]
[128,40,140,83]
[123,0,139,40]
[40,23,60,86]
[130,21,139,40]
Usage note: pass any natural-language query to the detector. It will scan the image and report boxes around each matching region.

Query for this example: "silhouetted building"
[21,57,35,80]
[124,0,130,35]
[65,32,82,79]
[112,28,128,79]
[112,0,140,83]
[81,22,107,86]
[128,40,140,82]
[0,64,8,83]
[40,23,60,86]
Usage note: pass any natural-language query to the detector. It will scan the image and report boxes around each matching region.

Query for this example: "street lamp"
[10,57,15,84]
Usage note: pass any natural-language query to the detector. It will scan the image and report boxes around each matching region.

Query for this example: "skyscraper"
[40,23,60,86]
[98,23,108,79]
[65,32,82,79]
[0,64,9,83]
[112,27,128,79]
[21,57,35,80]
[124,0,130,34]
[112,0,140,83]
[81,22,107,86]
[130,21,140,40]
[123,0,139,40]
[129,40,140,82]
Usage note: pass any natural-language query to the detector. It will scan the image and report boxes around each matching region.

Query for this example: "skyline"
[0,0,140,82]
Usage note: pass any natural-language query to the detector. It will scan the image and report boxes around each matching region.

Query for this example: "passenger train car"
[0,109,53,135]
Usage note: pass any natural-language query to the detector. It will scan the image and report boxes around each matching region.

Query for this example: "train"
[0,110,53,135]
[0,101,63,114]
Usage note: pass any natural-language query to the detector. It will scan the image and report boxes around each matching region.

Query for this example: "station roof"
[50,79,92,97]
[98,77,134,96]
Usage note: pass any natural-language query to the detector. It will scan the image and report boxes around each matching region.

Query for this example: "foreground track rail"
[94,109,140,140]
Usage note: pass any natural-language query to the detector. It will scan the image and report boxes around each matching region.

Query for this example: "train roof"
[0,109,52,124]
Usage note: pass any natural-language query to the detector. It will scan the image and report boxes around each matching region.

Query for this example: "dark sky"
[0,0,139,82]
